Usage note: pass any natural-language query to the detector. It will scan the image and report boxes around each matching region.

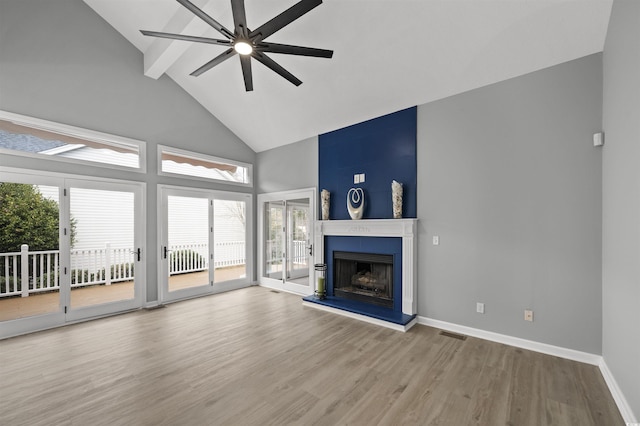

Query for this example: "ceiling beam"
[143,0,224,79]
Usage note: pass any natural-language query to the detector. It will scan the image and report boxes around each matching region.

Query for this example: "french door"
[258,189,315,295]
[285,199,311,281]
[158,186,252,303]
[0,171,144,339]
[65,179,144,322]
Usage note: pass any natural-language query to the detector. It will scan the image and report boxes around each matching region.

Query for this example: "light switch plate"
[354,174,360,184]
[359,173,365,183]
[432,236,439,245]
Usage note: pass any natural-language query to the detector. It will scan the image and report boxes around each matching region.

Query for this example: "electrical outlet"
[354,174,360,184]
[359,173,365,183]
[524,309,534,322]
[476,302,485,314]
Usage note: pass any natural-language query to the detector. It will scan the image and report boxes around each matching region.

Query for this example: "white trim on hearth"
[303,300,417,332]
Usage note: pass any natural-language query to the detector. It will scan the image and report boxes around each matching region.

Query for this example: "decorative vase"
[392,180,403,219]
[314,263,327,299]
[321,189,330,220]
[347,187,365,220]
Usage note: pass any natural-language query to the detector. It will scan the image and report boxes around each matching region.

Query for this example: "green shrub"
[0,276,21,294]
[110,262,134,280]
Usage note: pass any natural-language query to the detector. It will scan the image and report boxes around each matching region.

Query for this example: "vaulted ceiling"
[83,0,612,153]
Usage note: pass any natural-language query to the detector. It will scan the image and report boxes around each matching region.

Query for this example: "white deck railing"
[0,241,251,298]
[265,240,308,265]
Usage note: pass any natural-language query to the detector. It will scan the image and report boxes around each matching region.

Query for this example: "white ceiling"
[83,0,613,153]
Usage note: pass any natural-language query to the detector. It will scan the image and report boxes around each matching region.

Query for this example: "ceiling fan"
[141,0,333,91]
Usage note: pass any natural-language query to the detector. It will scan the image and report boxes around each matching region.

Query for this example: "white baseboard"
[417,316,637,424]
[599,358,638,424]
[417,316,601,365]
[257,282,314,297]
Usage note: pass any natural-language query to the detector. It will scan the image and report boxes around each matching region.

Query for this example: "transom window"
[0,110,145,171]
[158,145,252,186]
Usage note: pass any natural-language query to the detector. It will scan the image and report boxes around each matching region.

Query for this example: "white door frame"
[157,184,253,304]
[257,188,316,295]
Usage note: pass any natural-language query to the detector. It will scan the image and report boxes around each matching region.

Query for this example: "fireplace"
[302,219,418,331]
[333,251,393,308]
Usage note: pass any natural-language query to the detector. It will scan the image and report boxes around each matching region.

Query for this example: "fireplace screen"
[333,251,393,308]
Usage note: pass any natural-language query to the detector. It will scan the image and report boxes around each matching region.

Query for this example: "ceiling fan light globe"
[234,41,253,55]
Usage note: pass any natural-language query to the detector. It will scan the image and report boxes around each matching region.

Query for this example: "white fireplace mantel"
[314,219,418,316]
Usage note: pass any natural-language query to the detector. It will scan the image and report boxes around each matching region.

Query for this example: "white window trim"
[157,144,253,188]
[0,109,146,173]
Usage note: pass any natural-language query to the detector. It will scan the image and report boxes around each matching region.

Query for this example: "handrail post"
[105,243,112,286]
[21,244,29,297]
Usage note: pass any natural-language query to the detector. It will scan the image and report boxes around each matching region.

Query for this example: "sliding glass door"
[264,200,285,280]
[167,194,210,293]
[213,199,247,283]
[60,179,144,322]
[159,186,252,303]
[0,179,64,333]
[286,199,310,282]
[0,172,145,338]
[66,183,141,318]
[258,189,315,295]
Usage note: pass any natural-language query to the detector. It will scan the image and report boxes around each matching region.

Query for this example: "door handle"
[131,248,141,261]
[163,247,174,259]
[308,244,313,256]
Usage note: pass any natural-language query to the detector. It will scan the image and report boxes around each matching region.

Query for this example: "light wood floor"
[0,286,623,426]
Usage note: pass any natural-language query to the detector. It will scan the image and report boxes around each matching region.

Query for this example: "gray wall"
[256,55,604,354]
[418,54,603,354]
[0,0,256,303]
[256,136,318,194]
[602,0,640,418]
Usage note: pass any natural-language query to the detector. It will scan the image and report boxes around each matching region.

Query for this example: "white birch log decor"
[321,189,330,220]
[392,180,403,219]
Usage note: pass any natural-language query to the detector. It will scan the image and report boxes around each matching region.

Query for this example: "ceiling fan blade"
[258,42,333,58]
[190,48,237,76]
[230,0,249,38]
[140,30,231,47]
[177,0,234,39]
[249,0,322,42]
[252,52,302,86]
[240,55,253,91]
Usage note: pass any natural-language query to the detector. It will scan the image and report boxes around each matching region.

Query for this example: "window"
[0,110,145,171]
[158,145,252,186]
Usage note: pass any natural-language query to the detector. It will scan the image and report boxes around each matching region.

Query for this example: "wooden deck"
[0,267,245,322]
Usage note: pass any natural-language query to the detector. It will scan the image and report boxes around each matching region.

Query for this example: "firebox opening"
[333,251,393,308]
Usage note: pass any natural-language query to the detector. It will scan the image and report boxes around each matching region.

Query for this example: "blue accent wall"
[325,236,403,313]
[319,107,417,220]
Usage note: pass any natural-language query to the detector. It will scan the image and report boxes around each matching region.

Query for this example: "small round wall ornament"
[347,187,365,220]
